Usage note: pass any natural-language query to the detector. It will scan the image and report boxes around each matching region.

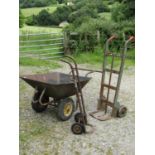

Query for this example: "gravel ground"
[19,64,135,155]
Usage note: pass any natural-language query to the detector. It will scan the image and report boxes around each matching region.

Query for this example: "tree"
[19,9,25,28]
[57,0,65,4]
[112,0,135,21]
[37,9,52,25]
[20,0,57,8]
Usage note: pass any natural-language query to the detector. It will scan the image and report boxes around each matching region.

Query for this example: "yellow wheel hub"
[64,102,73,117]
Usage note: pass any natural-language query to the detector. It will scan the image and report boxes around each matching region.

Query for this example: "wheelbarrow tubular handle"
[72,68,102,77]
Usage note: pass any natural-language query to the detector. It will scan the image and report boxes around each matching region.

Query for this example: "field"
[19,25,63,67]
[73,49,135,69]
[22,5,58,17]
[19,1,134,68]
[99,12,112,20]
[20,25,62,33]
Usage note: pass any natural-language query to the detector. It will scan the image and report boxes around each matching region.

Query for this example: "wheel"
[74,112,86,124]
[31,92,49,113]
[117,105,127,118]
[57,98,75,121]
[71,123,85,135]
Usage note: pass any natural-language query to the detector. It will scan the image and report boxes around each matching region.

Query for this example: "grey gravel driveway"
[19,64,135,155]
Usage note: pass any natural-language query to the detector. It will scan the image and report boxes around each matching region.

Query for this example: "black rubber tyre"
[117,105,127,118]
[57,98,75,121]
[74,112,86,124]
[31,92,49,113]
[71,123,85,135]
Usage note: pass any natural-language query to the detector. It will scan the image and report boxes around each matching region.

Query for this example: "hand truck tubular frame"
[89,35,135,121]
[61,56,94,134]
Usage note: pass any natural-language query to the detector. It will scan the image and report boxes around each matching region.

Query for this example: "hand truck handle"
[127,36,135,42]
[125,36,135,47]
[107,35,117,43]
[105,35,117,52]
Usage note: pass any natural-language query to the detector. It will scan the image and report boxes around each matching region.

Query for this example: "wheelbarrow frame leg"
[32,87,49,106]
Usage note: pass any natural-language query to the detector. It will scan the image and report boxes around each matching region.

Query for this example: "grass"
[20,121,49,143]
[19,45,134,69]
[19,25,63,67]
[20,25,62,33]
[73,46,135,69]
[22,5,57,17]
[19,57,61,68]
[99,12,111,20]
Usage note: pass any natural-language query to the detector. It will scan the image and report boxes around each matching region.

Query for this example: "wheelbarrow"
[20,71,91,122]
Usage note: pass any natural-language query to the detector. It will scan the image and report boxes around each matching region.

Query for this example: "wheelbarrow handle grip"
[107,35,117,42]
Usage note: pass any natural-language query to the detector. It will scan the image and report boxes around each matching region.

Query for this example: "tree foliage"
[19,9,25,28]
[112,0,135,21]
[20,0,57,8]
[28,5,72,26]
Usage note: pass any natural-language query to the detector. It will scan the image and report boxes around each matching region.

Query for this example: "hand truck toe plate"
[89,111,112,121]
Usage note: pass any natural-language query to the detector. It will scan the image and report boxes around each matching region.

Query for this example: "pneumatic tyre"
[74,112,86,124]
[71,123,85,135]
[117,105,127,118]
[57,98,75,121]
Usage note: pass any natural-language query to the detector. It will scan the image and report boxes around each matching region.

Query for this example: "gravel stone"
[19,64,135,155]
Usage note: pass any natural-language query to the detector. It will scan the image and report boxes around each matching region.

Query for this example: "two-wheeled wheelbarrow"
[20,56,92,134]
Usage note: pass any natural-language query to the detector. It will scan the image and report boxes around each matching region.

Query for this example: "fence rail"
[19,38,64,43]
[19,32,63,36]
[19,32,64,60]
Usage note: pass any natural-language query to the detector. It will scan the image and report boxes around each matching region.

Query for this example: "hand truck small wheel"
[74,112,86,124]
[71,122,85,135]
[117,105,127,118]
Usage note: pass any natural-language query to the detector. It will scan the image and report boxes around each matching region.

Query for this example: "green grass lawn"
[99,12,111,20]
[19,25,63,67]
[20,25,62,33]
[21,5,57,17]
[19,57,61,68]
[73,47,135,69]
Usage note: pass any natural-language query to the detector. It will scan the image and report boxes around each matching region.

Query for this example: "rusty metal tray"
[20,72,91,100]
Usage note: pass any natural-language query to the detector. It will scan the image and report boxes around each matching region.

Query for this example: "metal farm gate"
[19,32,64,60]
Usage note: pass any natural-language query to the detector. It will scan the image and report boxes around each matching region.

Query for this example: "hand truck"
[89,35,134,121]
[61,56,94,134]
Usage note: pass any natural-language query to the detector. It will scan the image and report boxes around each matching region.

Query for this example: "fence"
[19,31,135,60]
[19,32,65,60]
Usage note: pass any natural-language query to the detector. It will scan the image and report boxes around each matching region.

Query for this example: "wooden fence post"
[64,31,71,55]
[97,30,100,44]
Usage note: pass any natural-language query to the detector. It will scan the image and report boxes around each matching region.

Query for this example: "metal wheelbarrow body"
[21,72,90,99]
[20,72,91,122]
